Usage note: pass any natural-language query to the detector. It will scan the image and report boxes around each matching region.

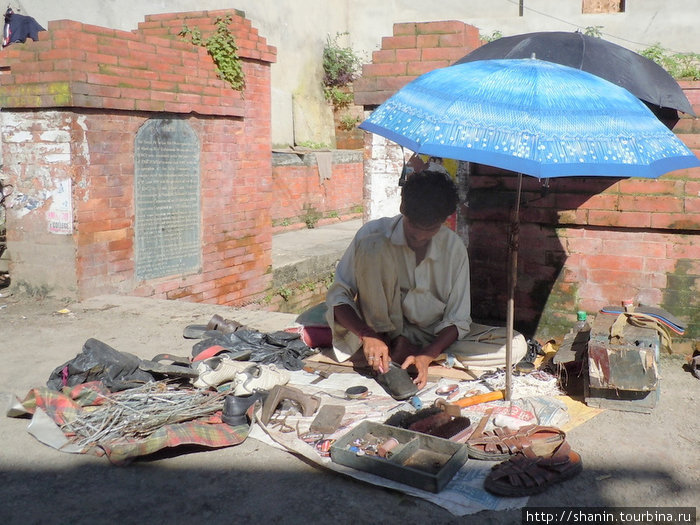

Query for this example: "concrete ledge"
[271,219,360,287]
[272,251,341,288]
[272,149,362,167]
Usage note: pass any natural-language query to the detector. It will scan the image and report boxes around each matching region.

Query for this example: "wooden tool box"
[585,313,660,413]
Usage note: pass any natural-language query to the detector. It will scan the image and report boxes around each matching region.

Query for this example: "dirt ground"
[0,291,698,525]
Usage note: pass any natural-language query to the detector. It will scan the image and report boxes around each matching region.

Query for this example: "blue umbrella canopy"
[359,59,700,178]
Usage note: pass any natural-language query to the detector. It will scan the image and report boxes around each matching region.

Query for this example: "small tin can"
[377,437,400,458]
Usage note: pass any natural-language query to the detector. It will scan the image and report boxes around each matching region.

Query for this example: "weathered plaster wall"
[0,110,79,298]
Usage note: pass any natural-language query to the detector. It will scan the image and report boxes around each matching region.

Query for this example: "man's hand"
[362,334,391,374]
[400,354,433,390]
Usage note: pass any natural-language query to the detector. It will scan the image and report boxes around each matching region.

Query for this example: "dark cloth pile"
[47,338,155,392]
[3,8,45,47]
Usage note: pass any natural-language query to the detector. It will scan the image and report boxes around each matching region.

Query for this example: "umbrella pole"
[505,173,523,401]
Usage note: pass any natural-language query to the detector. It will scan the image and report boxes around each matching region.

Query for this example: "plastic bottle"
[573,310,590,333]
[571,311,591,359]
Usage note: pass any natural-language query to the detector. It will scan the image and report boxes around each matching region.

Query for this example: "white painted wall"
[9,0,700,147]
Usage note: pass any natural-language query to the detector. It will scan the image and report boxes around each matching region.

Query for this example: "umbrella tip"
[530,52,536,59]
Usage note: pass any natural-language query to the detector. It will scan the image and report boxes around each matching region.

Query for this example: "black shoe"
[222,391,268,426]
[376,363,418,400]
[522,338,543,364]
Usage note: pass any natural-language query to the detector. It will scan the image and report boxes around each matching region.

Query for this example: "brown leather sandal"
[484,441,583,496]
[466,418,566,460]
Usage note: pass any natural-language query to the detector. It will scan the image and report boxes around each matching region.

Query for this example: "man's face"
[403,217,443,252]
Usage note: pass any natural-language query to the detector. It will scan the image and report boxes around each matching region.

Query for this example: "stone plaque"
[134,119,200,280]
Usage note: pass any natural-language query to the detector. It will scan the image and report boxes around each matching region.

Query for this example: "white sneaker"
[233,363,291,395]
[193,356,250,389]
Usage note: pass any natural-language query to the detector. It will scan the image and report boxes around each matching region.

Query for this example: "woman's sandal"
[138,353,199,379]
[466,415,566,460]
[484,440,583,497]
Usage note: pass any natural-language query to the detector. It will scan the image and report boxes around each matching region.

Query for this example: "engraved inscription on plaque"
[134,119,201,281]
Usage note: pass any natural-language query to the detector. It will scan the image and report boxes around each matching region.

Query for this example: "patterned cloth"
[11,381,249,465]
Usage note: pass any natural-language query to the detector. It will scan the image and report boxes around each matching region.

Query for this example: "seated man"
[325,169,526,389]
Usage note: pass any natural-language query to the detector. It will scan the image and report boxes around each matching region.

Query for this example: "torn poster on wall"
[46,179,73,234]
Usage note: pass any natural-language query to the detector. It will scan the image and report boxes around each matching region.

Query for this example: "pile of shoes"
[187,315,316,371]
[149,314,304,428]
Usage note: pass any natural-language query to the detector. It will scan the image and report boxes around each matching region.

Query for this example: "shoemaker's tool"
[302,365,332,384]
[409,395,423,410]
[377,437,399,458]
[453,389,505,408]
[260,385,321,425]
[435,383,459,397]
[433,398,461,417]
[309,404,345,434]
[515,360,535,374]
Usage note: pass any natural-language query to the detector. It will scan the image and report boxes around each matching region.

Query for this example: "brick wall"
[0,10,277,305]
[467,157,700,341]
[271,150,363,233]
[354,20,481,107]
[354,20,700,346]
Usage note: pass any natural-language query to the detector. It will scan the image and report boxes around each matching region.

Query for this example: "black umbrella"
[455,31,695,128]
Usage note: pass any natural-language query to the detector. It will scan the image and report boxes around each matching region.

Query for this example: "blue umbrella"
[360,59,699,178]
[359,58,700,399]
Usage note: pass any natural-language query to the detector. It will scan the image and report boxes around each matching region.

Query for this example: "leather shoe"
[222,391,268,426]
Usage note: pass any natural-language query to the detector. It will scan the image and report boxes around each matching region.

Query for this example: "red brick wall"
[0,10,276,306]
[467,157,700,340]
[354,20,481,106]
[271,152,363,233]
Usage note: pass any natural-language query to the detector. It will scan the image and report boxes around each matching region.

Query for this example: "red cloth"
[12,381,249,464]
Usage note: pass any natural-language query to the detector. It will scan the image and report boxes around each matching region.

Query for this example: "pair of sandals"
[466,412,582,496]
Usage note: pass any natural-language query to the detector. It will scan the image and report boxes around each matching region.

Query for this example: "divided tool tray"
[330,421,468,493]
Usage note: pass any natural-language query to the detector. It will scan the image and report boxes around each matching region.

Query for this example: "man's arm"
[333,304,391,373]
[423,324,459,358]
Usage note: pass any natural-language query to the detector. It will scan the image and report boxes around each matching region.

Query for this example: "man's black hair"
[400,170,458,226]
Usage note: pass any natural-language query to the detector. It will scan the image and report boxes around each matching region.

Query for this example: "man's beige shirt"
[326,215,471,360]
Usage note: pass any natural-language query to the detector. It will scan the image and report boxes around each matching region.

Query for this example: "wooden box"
[585,313,660,413]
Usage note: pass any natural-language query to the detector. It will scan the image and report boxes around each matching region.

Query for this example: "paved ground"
[0,291,697,525]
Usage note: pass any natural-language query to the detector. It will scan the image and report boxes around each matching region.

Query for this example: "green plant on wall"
[480,30,502,43]
[297,140,330,149]
[180,15,246,91]
[303,205,321,229]
[338,114,361,131]
[583,26,603,38]
[639,43,700,80]
[325,86,354,108]
[322,32,362,108]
